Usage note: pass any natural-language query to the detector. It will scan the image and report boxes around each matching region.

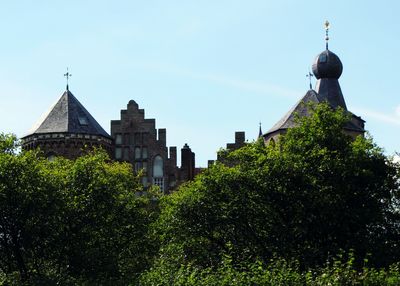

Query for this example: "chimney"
[169,146,177,167]
[158,128,166,146]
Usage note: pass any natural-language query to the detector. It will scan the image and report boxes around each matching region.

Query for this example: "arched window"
[153,155,163,178]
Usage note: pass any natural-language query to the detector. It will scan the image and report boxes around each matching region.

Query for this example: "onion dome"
[312,49,343,79]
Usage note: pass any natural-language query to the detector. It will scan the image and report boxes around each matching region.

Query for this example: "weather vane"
[325,20,330,50]
[64,68,72,90]
[306,71,314,90]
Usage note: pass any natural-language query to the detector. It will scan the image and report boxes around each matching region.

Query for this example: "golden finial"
[325,20,330,50]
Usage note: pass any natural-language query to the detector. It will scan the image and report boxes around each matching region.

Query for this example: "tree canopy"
[0,138,157,284]
[149,103,400,277]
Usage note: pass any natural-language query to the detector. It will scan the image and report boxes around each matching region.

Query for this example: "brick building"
[22,91,198,192]
[111,100,197,192]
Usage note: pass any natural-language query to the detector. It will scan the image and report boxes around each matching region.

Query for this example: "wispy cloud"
[352,106,400,127]
[136,61,301,99]
[396,105,400,117]
[195,73,301,99]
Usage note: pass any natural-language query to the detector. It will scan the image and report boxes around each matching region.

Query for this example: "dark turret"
[263,21,365,142]
[21,88,112,159]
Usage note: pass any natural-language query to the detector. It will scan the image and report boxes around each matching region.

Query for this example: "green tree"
[0,134,159,284]
[0,134,64,283]
[0,133,19,154]
[56,150,158,283]
[149,103,400,276]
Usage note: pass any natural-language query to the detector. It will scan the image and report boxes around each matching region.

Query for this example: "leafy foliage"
[0,134,157,284]
[0,136,62,283]
[149,104,400,276]
[140,253,400,286]
[0,133,19,154]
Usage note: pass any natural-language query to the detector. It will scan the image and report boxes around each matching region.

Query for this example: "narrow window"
[142,147,148,159]
[153,155,164,178]
[115,148,122,159]
[135,147,141,159]
[123,147,129,160]
[115,134,123,145]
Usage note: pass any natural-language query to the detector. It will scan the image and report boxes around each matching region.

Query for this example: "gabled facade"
[111,100,197,193]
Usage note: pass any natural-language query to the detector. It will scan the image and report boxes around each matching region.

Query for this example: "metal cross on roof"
[64,68,72,90]
[325,20,330,50]
[306,71,314,90]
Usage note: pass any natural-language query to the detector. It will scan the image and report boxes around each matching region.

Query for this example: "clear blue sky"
[1,0,399,166]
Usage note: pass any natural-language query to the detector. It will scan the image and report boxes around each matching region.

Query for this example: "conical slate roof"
[265,89,364,136]
[23,89,110,138]
[266,89,319,134]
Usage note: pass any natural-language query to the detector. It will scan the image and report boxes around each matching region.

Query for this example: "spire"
[64,68,72,91]
[325,20,330,50]
[312,21,347,110]
[258,122,263,138]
